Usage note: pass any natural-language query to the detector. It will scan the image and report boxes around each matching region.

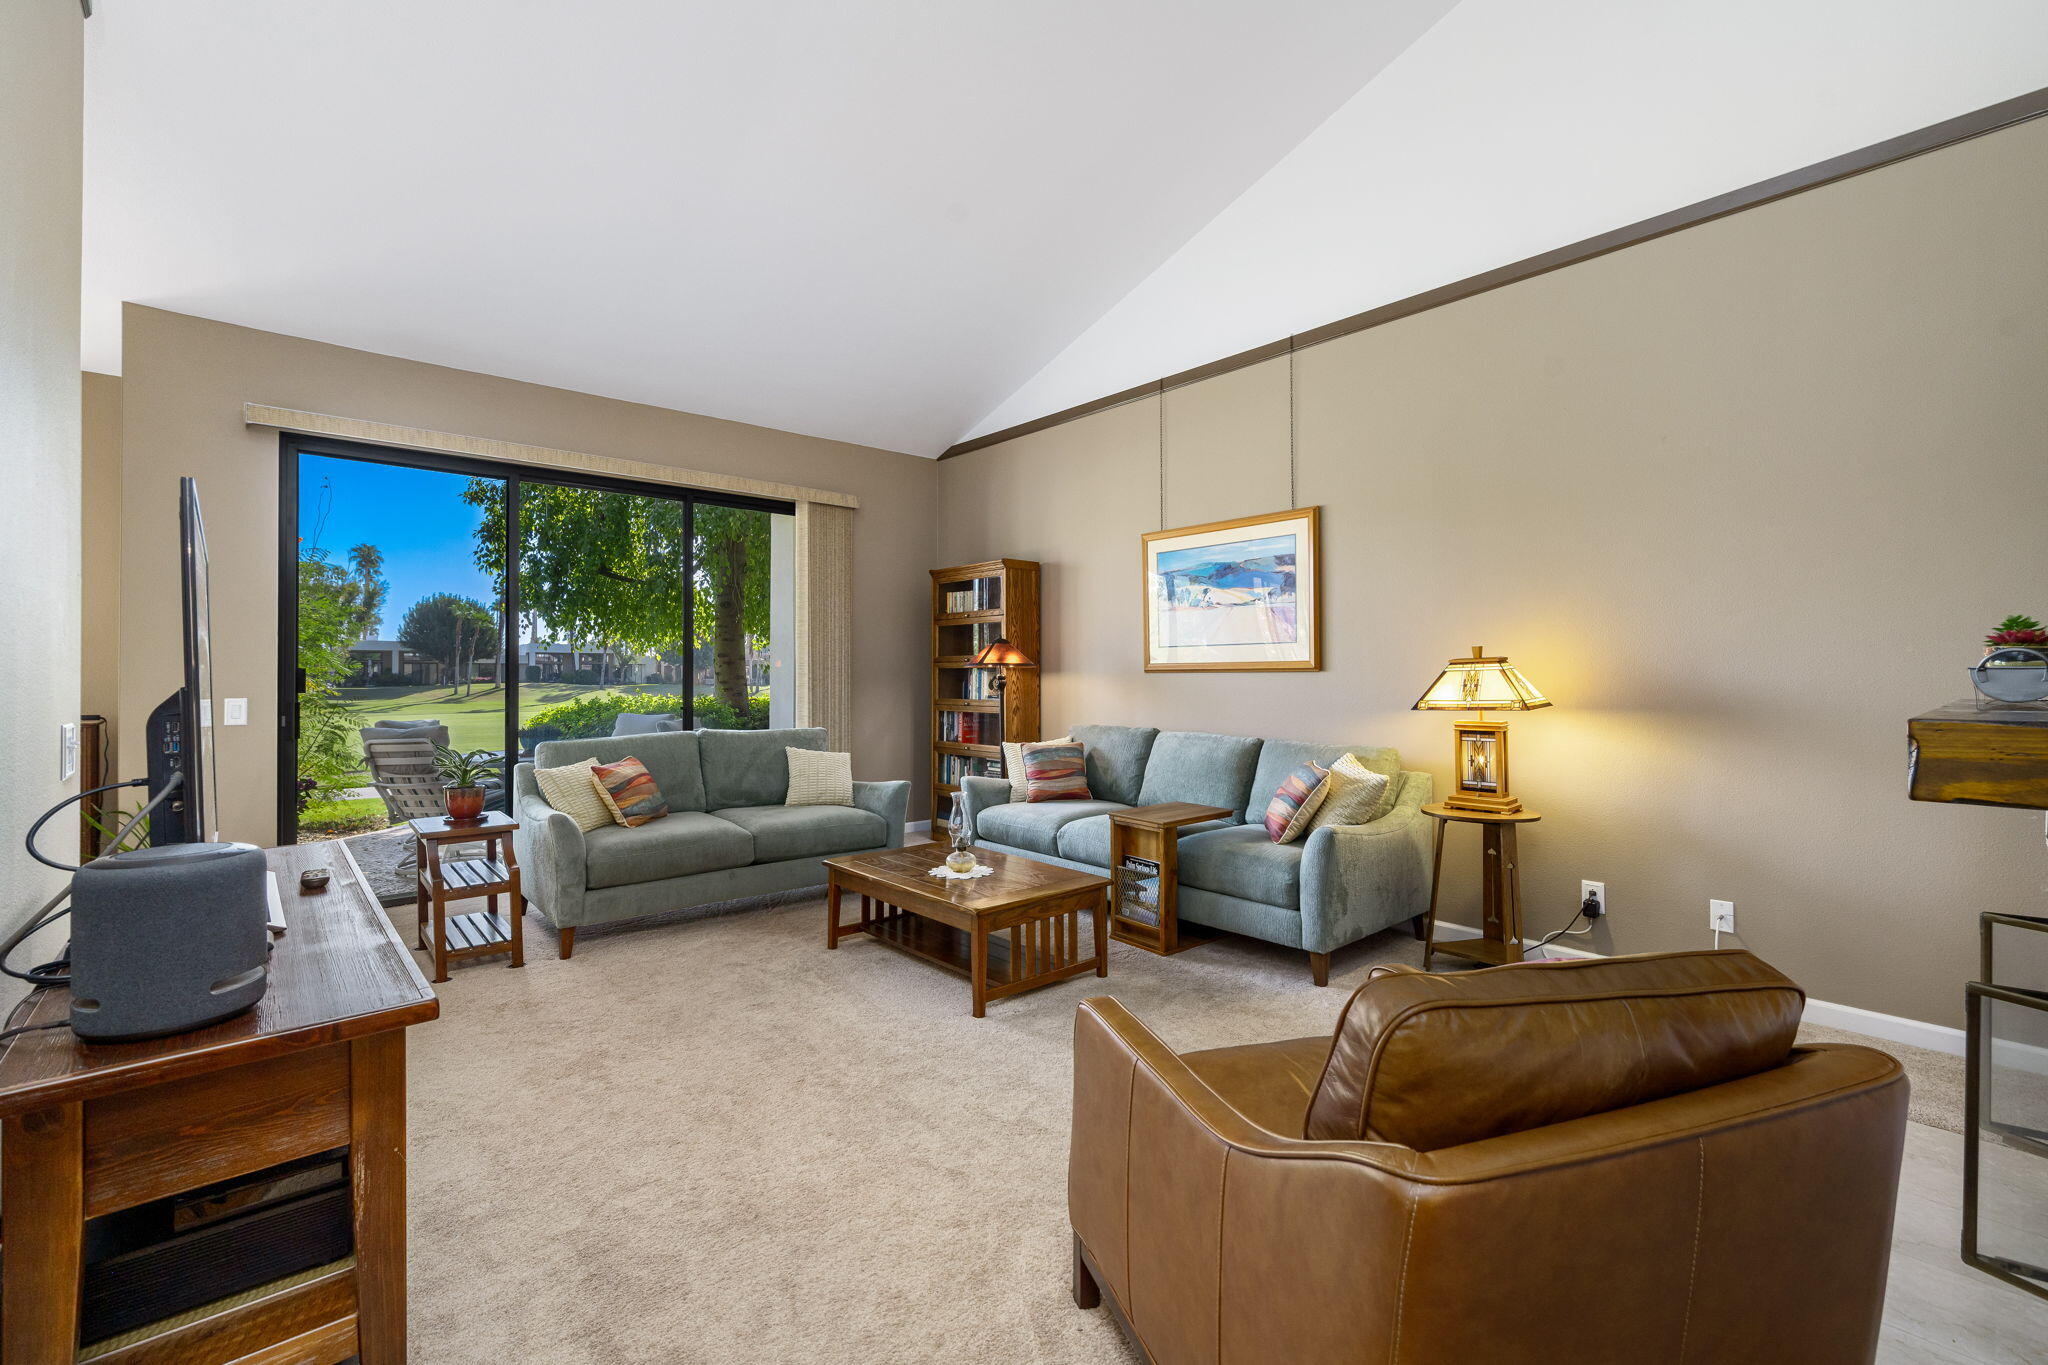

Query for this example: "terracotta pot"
[444,786,487,821]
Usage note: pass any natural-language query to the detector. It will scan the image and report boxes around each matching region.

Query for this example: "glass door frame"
[275,433,792,845]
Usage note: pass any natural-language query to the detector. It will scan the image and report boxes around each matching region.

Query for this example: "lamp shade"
[1413,645,1550,711]
[970,637,1035,668]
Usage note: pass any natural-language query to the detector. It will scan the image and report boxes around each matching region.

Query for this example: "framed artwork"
[1141,507,1321,672]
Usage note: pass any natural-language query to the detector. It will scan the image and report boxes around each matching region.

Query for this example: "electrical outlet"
[59,721,79,781]
[1580,880,1606,917]
[1709,899,1736,934]
[224,698,249,726]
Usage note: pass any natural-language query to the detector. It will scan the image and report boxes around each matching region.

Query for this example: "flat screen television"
[146,477,220,844]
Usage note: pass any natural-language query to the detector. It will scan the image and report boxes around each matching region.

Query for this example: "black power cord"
[1525,890,1606,956]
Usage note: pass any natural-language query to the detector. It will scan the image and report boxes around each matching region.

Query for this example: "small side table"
[410,811,524,983]
[1420,803,1542,970]
[1107,803,1234,955]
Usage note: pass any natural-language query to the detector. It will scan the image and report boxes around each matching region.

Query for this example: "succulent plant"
[1985,615,2048,650]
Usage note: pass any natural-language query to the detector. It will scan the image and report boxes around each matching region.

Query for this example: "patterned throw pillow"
[1021,741,1091,802]
[533,761,615,833]
[1264,760,1331,843]
[785,747,854,806]
[589,756,670,827]
[1308,753,1395,832]
[1004,736,1072,801]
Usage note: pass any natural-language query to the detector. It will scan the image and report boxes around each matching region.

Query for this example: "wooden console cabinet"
[0,841,436,1364]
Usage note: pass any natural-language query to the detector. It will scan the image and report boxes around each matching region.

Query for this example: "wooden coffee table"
[823,843,1109,1017]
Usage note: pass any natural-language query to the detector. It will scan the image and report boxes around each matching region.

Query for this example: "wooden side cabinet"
[0,842,436,1364]
[1107,803,1233,956]
[1909,698,2048,809]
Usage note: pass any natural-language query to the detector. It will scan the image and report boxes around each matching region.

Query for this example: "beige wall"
[1,2,82,955]
[117,308,938,844]
[83,372,123,730]
[937,116,2048,1028]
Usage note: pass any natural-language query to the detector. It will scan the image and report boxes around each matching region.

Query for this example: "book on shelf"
[939,753,1004,786]
[943,580,1002,614]
[939,711,998,745]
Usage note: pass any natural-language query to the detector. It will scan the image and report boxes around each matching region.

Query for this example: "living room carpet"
[392,890,1982,1363]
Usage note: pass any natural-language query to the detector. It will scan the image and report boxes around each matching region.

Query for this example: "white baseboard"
[905,819,931,838]
[1434,922,1970,1060]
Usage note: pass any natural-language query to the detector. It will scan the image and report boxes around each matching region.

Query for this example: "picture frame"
[1140,507,1321,672]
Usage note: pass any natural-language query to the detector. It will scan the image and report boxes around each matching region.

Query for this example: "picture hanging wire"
[1288,343,1298,510]
[1157,383,1167,531]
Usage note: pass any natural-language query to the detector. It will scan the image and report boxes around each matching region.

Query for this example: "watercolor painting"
[1142,508,1320,671]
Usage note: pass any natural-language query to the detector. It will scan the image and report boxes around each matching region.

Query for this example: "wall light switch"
[224,698,249,726]
[59,721,79,781]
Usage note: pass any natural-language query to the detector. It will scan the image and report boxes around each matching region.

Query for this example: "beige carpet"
[394,891,1967,1363]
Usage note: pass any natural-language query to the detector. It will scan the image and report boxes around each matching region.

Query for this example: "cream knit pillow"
[785,747,854,806]
[1003,736,1072,801]
[533,761,613,832]
[1307,753,1396,832]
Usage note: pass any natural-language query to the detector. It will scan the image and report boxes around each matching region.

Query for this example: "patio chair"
[361,737,450,876]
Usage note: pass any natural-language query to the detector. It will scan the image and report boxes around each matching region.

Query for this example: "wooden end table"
[0,842,436,1364]
[410,811,524,984]
[1420,802,1542,969]
[823,843,1109,1017]
[1107,803,1233,956]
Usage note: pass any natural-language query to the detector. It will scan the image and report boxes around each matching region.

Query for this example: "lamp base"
[1441,792,1524,816]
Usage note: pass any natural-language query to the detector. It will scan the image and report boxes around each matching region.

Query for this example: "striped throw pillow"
[1004,736,1072,801]
[590,756,670,827]
[1307,753,1395,832]
[785,747,854,806]
[534,761,614,833]
[1264,760,1331,843]
[1021,740,1091,802]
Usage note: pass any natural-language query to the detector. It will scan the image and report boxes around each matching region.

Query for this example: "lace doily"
[927,862,996,881]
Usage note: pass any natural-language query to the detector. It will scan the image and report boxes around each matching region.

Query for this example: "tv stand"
[0,841,437,1364]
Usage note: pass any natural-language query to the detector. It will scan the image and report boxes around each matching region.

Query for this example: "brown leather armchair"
[1068,951,1908,1365]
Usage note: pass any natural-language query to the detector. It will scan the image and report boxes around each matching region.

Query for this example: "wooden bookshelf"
[930,559,1041,836]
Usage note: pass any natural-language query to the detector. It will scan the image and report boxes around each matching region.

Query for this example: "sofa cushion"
[582,811,754,889]
[536,732,706,812]
[1305,950,1806,1151]
[1068,725,1160,806]
[611,711,683,737]
[1247,739,1400,825]
[1055,812,1230,869]
[977,800,1128,857]
[710,805,887,862]
[698,727,827,809]
[1176,825,1304,907]
[1135,731,1262,815]
[1021,741,1092,802]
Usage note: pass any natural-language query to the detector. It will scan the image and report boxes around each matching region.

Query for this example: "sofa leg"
[558,927,576,960]
[1072,1234,1101,1310]
[1408,913,1429,941]
[1309,951,1330,987]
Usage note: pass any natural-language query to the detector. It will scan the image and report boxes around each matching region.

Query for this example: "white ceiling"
[82,0,1455,455]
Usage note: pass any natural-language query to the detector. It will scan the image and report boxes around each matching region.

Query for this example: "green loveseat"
[512,726,910,956]
[958,725,1433,983]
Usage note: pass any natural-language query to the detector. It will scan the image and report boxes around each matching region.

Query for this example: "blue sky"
[299,454,496,639]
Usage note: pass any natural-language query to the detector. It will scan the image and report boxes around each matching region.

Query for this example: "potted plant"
[1973,615,2048,703]
[434,745,497,822]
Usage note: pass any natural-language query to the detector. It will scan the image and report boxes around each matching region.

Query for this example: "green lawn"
[298,795,386,839]
[336,683,686,762]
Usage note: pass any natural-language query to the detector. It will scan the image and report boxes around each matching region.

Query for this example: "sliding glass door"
[280,436,793,844]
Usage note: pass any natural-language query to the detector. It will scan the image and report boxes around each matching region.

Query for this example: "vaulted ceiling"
[82,0,1455,454]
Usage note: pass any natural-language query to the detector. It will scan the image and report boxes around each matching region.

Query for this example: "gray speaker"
[69,843,271,1042]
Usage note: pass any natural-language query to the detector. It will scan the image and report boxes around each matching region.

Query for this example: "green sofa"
[958,725,1433,983]
[512,726,910,956]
